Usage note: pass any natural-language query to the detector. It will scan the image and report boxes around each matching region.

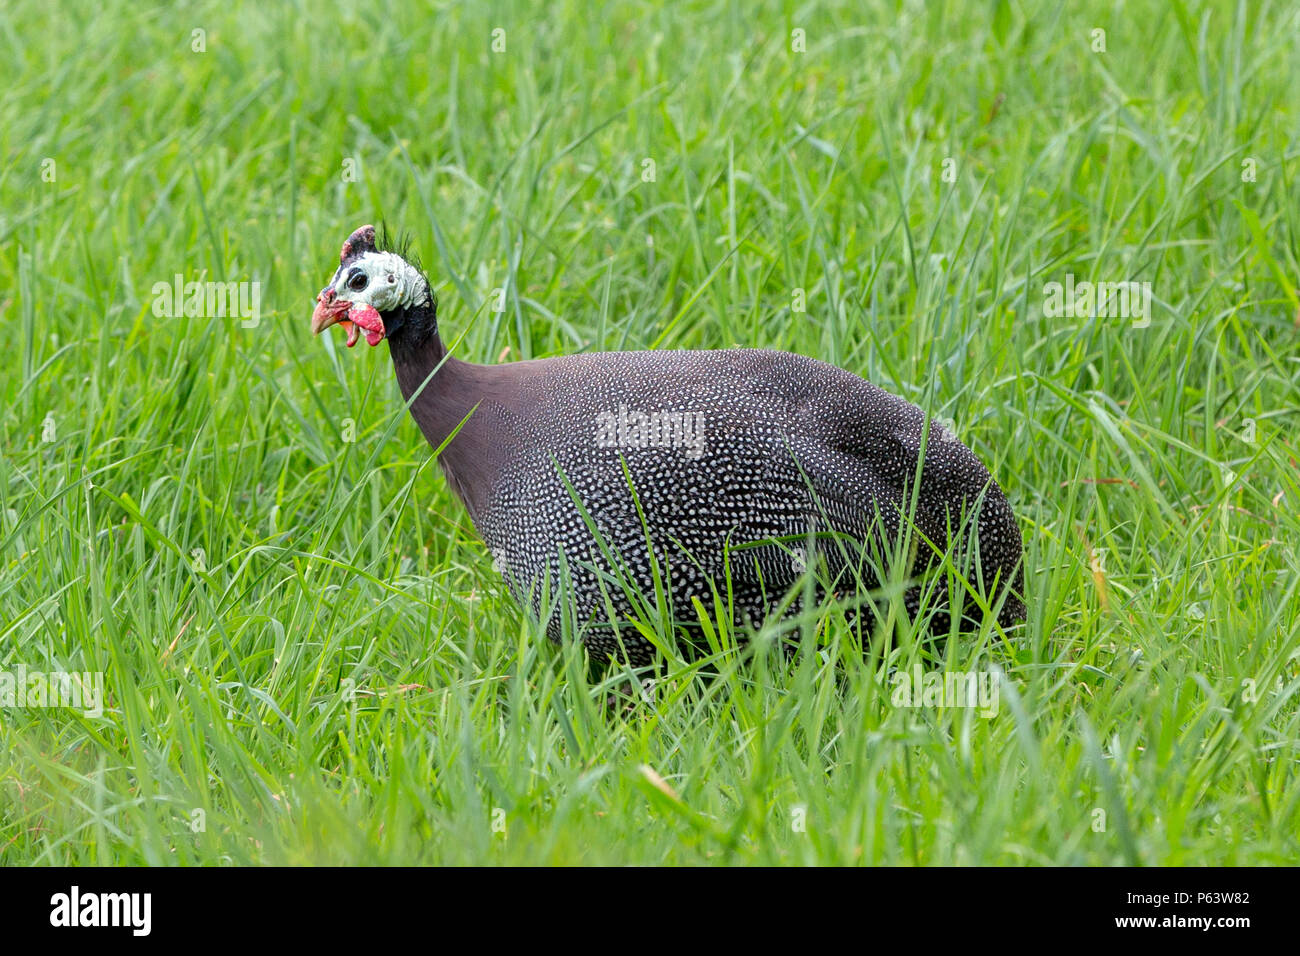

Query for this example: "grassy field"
[1,0,1298,865]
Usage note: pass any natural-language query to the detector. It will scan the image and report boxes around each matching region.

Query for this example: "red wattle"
[347,304,385,345]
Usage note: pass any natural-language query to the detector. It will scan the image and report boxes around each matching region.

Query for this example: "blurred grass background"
[1,0,1298,863]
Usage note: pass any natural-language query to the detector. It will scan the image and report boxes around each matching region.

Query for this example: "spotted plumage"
[313,226,1025,665]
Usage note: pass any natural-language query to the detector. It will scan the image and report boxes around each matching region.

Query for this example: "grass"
[1,0,1298,865]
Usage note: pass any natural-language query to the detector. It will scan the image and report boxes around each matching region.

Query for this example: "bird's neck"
[386,299,455,438]
[389,330,511,518]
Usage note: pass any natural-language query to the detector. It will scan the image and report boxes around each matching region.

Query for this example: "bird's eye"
[347,271,368,292]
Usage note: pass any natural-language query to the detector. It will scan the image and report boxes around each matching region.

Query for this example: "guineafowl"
[311,225,1025,665]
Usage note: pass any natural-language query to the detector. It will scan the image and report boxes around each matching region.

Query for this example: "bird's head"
[310,224,435,349]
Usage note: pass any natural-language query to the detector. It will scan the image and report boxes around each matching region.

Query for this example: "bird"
[311,224,1025,666]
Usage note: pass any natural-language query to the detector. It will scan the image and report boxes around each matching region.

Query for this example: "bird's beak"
[311,288,351,335]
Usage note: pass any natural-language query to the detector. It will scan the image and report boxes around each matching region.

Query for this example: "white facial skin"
[326,251,429,313]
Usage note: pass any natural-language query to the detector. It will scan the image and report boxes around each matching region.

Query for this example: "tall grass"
[1,0,1297,864]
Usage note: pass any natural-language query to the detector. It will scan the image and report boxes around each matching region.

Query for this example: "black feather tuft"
[376,222,435,312]
[377,224,417,267]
